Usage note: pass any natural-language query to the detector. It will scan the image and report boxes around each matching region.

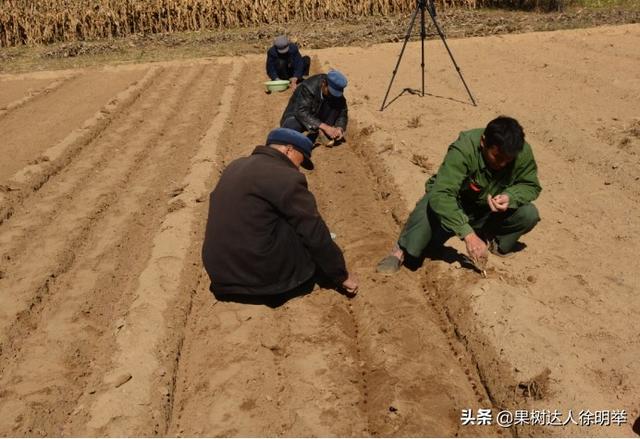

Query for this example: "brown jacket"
[202,145,347,295]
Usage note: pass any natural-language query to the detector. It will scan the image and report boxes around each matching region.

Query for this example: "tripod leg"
[428,11,477,106]
[380,5,420,111]
[420,4,426,97]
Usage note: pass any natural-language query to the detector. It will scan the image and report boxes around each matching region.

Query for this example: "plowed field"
[0,24,638,437]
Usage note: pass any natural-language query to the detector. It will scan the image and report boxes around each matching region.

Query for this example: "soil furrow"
[0,62,230,437]
[0,65,202,358]
[305,124,502,437]
[0,67,160,225]
[168,59,368,437]
[0,66,203,359]
[167,59,295,437]
[0,73,76,121]
[0,67,168,267]
[169,56,502,437]
[0,69,146,181]
[75,59,240,437]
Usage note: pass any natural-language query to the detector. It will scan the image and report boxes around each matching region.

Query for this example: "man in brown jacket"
[202,128,358,301]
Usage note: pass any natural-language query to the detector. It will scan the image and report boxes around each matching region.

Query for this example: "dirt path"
[0,24,638,437]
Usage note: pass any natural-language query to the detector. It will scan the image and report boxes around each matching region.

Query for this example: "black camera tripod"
[380,0,477,111]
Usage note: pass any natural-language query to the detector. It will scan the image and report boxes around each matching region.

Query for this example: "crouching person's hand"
[464,232,488,266]
[341,275,359,297]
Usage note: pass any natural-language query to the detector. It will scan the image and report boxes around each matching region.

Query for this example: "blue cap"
[326,69,348,97]
[266,128,314,170]
[274,35,289,54]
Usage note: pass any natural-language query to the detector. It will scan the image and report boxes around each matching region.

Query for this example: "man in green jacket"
[377,116,541,273]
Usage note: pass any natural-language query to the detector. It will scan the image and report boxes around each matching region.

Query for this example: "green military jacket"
[426,128,542,238]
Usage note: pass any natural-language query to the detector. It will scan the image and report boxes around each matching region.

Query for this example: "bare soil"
[0,19,638,438]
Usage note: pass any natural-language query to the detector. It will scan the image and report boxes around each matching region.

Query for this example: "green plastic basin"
[264,80,290,92]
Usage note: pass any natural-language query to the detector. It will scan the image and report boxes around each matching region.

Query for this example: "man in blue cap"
[202,127,358,303]
[280,69,349,145]
[266,35,311,91]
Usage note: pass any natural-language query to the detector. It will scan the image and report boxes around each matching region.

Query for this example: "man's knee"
[513,203,540,231]
[302,56,311,76]
[282,116,304,132]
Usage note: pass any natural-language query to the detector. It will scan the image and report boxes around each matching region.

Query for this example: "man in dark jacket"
[280,70,348,144]
[202,127,358,299]
[266,35,311,91]
[377,116,542,274]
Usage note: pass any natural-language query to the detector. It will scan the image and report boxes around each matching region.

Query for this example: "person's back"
[202,128,358,298]
[280,71,348,143]
[203,146,316,295]
[265,35,310,85]
[280,73,325,122]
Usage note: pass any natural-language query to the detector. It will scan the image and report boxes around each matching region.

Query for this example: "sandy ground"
[0,24,638,437]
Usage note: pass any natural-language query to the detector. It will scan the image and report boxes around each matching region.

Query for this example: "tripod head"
[417,0,437,16]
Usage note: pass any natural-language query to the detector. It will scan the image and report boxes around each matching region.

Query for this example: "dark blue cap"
[274,35,289,53]
[266,128,314,170]
[326,69,348,97]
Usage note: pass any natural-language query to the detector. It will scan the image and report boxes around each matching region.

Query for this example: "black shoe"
[487,240,515,258]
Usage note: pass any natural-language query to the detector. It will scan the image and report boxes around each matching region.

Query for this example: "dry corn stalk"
[0,0,482,48]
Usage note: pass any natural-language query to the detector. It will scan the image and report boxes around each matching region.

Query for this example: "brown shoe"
[376,255,402,274]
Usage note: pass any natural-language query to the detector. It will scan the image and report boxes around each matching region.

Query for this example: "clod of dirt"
[407,115,422,129]
[469,254,488,274]
[625,120,640,138]
[109,373,133,388]
[410,154,432,172]
[28,156,50,165]
[168,186,185,198]
[168,199,187,212]
[359,125,376,137]
[377,143,393,154]
[0,185,19,192]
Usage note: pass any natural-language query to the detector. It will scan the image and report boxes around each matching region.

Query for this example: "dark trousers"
[398,193,540,258]
[209,268,342,308]
[281,99,341,143]
[276,55,311,80]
